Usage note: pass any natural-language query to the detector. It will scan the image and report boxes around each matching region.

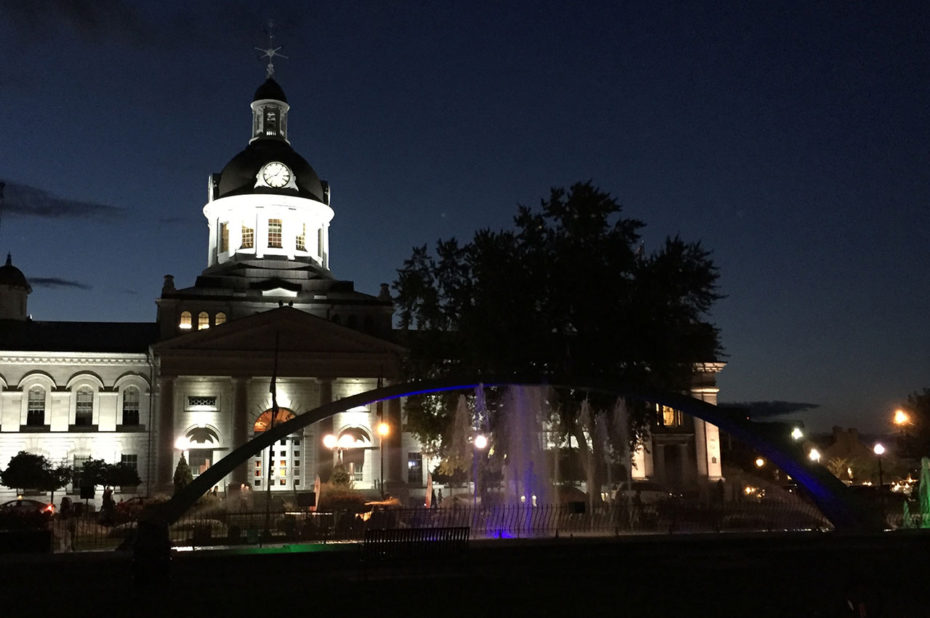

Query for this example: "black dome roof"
[0,254,31,292]
[216,140,325,201]
[253,78,288,103]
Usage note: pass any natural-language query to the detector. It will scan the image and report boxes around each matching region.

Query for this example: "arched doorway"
[251,408,301,491]
[325,426,373,484]
[183,425,221,480]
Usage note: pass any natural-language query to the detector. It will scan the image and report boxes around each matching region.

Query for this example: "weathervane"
[256,20,287,79]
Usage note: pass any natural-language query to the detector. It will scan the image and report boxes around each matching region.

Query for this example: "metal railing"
[39,498,834,552]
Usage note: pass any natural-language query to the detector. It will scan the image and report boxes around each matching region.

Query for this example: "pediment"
[153,307,402,356]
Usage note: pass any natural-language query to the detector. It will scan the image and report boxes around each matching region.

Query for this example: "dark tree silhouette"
[1,451,71,504]
[393,181,723,452]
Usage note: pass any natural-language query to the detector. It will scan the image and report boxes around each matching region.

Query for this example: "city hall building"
[0,69,724,506]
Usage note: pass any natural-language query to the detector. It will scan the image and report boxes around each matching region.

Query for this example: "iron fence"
[41,498,834,552]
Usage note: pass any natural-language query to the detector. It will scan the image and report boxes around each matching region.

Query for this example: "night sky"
[1,2,928,434]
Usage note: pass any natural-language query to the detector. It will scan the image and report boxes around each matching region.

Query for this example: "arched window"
[75,387,94,426]
[27,387,45,426]
[215,312,227,326]
[122,387,140,426]
[253,408,296,433]
[198,312,210,330]
[179,311,192,330]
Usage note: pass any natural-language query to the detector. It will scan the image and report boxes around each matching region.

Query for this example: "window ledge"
[68,424,99,433]
[115,424,147,432]
[20,425,51,433]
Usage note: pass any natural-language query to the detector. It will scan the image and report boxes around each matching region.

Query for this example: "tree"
[103,462,142,489]
[173,454,193,495]
[1,451,72,504]
[394,182,722,456]
[897,389,930,464]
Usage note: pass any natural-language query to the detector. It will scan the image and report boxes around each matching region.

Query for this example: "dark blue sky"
[1,2,928,434]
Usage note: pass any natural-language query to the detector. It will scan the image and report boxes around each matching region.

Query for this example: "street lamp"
[808,447,821,463]
[791,427,804,441]
[377,421,390,499]
[473,434,488,508]
[754,457,765,469]
[873,443,886,489]
[894,409,911,427]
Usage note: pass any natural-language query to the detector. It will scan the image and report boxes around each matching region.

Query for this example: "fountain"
[919,457,930,529]
[499,385,555,507]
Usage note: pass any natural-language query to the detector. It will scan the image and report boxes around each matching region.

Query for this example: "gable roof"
[152,306,404,379]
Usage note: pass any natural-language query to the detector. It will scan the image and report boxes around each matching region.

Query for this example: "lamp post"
[873,442,885,489]
[473,434,488,508]
[377,422,390,499]
[808,447,821,463]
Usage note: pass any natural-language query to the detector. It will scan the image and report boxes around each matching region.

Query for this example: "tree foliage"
[1,451,71,496]
[393,182,723,450]
[173,454,193,495]
[898,388,930,463]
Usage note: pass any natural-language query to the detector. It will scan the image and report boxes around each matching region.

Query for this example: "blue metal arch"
[144,377,881,532]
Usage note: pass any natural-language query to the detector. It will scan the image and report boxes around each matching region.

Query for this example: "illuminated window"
[268,219,282,248]
[264,108,277,135]
[27,387,45,426]
[215,312,226,326]
[408,452,423,483]
[660,405,683,427]
[120,454,138,471]
[197,312,210,330]
[179,311,192,330]
[122,387,140,426]
[241,225,254,249]
[75,388,94,426]
[72,456,90,492]
[219,222,229,252]
[296,223,306,251]
[187,396,217,409]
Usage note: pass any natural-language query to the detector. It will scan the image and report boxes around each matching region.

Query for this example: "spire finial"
[255,20,287,79]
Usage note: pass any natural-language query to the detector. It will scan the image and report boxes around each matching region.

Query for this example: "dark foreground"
[3,532,930,617]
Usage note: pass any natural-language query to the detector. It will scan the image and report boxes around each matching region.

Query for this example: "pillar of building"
[316,378,334,481]
[386,396,403,485]
[156,376,175,490]
[231,377,249,486]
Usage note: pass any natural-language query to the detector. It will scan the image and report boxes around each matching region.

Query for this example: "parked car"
[613,481,680,505]
[0,499,55,515]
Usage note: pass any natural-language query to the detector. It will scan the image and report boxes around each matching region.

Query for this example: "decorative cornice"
[0,352,149,366]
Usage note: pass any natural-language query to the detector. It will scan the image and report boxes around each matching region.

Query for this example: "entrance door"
[251,436,302,491]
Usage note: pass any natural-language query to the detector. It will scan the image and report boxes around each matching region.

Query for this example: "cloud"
[30,277,92,290]
[724,401,820,419]
[1,181,124,221]
[0,0,147,43]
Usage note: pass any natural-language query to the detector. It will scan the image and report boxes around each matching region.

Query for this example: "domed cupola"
[202,63,335,273]
[0,253,31,320]
[213,77,328,203]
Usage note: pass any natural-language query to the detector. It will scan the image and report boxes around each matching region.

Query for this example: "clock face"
[261,162,292,188]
